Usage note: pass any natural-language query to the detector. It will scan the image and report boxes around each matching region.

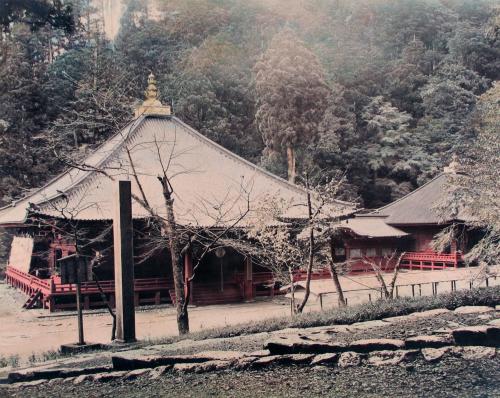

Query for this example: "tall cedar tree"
[254,27,330,182]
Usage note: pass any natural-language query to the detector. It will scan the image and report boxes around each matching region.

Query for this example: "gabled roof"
[337,216,408,238]
[0,115,355,227]
[369,173,468,225]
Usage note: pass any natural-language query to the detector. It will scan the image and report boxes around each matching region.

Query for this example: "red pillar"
[243,257,254,302]
[184,251,193,304]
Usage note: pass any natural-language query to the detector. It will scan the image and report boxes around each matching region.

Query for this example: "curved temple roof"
[369,173,469,225]
[0,115,355,227]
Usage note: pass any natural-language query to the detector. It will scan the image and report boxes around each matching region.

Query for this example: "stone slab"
[454,306,494,314]
[348,339,405,353]
[405,335,454,349]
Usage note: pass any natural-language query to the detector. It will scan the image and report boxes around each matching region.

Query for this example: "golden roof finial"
[145,73,159,100]
[135,72,171,118]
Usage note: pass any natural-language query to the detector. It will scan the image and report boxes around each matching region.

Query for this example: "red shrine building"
[0,74,355,311]
[332,159,476,272]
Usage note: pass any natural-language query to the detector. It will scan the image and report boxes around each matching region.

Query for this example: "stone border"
[2,305,499,389]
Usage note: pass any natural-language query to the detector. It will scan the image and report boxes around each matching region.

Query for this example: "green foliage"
[0,354,19,368]
[0,0,75,33]
[0,0,497,209]
[254,27,330,180]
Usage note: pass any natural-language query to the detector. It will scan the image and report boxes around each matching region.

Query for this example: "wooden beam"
[113,180,136,343]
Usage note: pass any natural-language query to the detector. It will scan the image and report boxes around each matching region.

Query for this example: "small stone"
[234,357,258,370]
[422,347,452,362]
[93,371,127,382]
[124,368,150,380]
[349,339,405,353]
[195,360,232,373]
[338,352,362,368]
[173,360,231,374]
[454,306,494,314]
[458,346,496,360]
[252,355,282,368]
[310,353,338,366]
[73,374,93,385]
[405,335,454,349]
[286,354,314,364]
[495,305,500,312]
[149,365,170,379]
[47,377,63,385]
[173,363,199,373]
[367,350,418,367]
[247,350,271,357]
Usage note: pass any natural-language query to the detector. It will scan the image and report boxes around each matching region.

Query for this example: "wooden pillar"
[184,251,193,304]
[113,180,136,343]
[243,257,254,302]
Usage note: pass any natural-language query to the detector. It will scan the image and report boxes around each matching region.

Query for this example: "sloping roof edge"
[0,116,147,224]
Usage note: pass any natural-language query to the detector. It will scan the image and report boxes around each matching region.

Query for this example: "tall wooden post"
[244,256,254,302]
[75,282,85,345]
[113,180,136,342]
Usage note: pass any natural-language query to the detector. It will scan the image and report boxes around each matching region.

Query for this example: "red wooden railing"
[401,251,462,270]
[6,249,464,311]
[5,265,174,312]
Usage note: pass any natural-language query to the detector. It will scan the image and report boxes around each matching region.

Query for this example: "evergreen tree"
[361,96,427,203]
[254,27,330,182]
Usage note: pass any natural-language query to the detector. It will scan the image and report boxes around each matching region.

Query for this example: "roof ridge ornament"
[134,72,171,118]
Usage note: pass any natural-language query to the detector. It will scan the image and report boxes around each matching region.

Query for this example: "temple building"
[0,74,354,311]
[333,158,477,272]
[0,75,476,312]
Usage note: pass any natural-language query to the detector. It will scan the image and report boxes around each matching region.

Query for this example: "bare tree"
[362,251,405,299]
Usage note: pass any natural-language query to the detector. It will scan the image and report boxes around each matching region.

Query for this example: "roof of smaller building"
[369,172,469,225]
[336,216,408,238]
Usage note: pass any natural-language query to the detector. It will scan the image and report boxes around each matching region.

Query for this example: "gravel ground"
[2,357,499,398]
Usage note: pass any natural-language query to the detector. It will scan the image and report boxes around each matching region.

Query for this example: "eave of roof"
[336,215,409,238]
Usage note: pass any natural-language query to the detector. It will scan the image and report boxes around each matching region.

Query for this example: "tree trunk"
[387,252,405,299]
[328,238,346,307]
[161,177,189,335]
[286,146,296,183]
[288,267,296,316]
[296,176,314,313]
